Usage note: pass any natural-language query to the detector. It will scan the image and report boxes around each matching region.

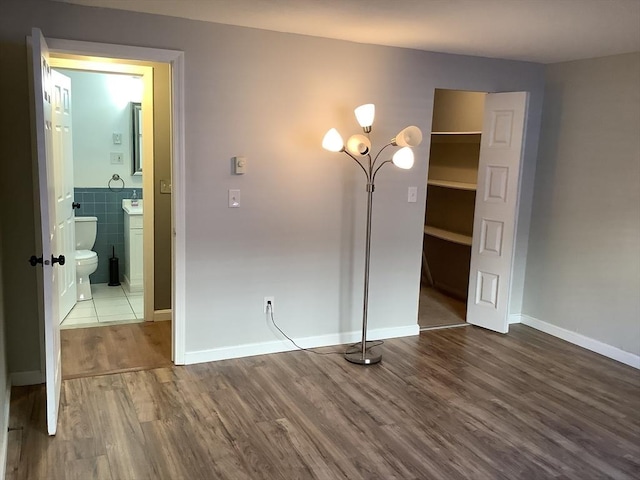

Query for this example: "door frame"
[46,37,186,364]
[419,87,528,332]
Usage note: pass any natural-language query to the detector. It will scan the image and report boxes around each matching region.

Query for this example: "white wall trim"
[153,309,172,322]
[184,324,420,365]
[10,370,44,387]
[509,314,522,324]
[0,377,11,480]
[520,314,640,369]
[46,37,186,366]
[170,51,186,365]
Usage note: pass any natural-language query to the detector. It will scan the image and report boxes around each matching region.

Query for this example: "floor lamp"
[322,104,423,365]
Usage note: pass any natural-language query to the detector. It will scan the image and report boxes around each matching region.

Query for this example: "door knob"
[51,255,66,266]
[72,202,81,209]
[29,255,43,267]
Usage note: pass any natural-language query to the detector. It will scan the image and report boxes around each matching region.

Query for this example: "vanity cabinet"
[123,200,144,293]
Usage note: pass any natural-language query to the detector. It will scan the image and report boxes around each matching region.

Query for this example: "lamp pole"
[343,145,393,365]
[322,107,422,366]
[345,178,381,364]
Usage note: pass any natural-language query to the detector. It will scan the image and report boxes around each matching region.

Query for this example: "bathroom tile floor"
[60,283,144,329]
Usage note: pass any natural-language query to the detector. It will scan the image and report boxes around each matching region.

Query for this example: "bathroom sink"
[122,199,143,215]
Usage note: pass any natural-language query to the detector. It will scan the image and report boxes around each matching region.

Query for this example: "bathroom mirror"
[131,102,142,175]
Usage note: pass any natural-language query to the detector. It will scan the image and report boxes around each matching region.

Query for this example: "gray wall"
[524,53,640,355]
[0,0,544,371]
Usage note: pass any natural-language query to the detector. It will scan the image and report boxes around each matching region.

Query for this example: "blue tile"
[106,213,119,225]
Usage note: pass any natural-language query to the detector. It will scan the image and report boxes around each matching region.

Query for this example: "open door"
[29,27,62,436]
[467,92,528,333]
[51,70,77,322]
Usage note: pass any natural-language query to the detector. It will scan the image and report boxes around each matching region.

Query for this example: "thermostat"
[233,156,247,175]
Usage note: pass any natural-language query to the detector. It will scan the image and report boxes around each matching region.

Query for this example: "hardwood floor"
[61,321,172,380]
[7,324,640,479]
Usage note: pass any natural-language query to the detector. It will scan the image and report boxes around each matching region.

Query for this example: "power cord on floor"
[266,301,383,356]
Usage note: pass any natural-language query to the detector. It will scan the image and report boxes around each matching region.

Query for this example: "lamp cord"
[266,304,383,356]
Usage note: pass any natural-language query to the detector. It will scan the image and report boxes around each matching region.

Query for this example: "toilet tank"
[75,216,98,250]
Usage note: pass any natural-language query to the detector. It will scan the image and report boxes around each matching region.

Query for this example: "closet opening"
[419,89,486,329]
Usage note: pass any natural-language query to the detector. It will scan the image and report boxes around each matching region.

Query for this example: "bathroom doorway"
[31,32,185,434]
[54,66,149,329]
[48,57,160,329]
[47,54,174,375]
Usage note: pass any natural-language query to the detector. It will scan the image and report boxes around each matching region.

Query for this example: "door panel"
[52,70,76,321]
[30,27,62,436]
[467,92,528,333]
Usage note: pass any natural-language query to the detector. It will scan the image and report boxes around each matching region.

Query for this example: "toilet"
[74,216,99,301]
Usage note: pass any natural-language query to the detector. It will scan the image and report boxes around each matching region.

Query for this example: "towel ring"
[108,174,125,192]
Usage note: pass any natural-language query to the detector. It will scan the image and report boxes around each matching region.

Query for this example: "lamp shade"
[354,104,375,129]
[346,134,371,156]
[392,147,414,169]
[392,126,423,147]
[322,128,344,152]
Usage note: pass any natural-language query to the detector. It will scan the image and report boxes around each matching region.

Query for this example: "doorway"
[30,30,186,435]
[419,89,486,330]
[46,54,172,377]
[418,88,529,333]
[44,36,186,366]
[53,67,149,330]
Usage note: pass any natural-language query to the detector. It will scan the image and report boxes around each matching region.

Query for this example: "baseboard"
[184,324,420,365]
[122,275,142,294]
[520,314,640,369]
[10,370,44,387]
[153,309,172,322]
[509,314,522,324]
[0,377,11,480]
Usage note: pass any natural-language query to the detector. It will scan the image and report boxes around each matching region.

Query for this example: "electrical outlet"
[110,152,124,164]
[263,296,275,313]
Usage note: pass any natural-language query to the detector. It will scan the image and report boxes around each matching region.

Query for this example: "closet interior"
[418,89,486,329]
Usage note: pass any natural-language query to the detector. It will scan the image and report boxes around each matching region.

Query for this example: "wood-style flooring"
[61,321,172,380]
[7,324,640,480]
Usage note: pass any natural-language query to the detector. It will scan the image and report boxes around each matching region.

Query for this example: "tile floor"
[60,283,144,329]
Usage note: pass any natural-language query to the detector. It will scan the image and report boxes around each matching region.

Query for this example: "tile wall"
[74,187,142,283]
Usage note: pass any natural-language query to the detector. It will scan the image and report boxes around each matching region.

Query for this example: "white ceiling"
[57,0,640,63]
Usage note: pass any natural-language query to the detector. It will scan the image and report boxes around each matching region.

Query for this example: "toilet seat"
[76,249,97,266]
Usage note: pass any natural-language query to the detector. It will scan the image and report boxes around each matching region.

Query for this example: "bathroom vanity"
[122,199,143,293]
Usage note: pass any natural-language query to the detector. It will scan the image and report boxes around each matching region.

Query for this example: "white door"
[51,70,76,322]
[467,92,528,333]
[30,27,62,436]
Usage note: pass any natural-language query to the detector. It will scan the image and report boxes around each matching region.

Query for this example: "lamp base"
[344,345,382,365]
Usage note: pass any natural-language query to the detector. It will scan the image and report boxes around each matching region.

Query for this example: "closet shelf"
[424,225,472,246]
[427,179,477,191]
[430,132,481,144]
[431,131,482,135]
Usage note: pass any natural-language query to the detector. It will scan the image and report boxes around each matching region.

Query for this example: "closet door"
[466,92,528,333]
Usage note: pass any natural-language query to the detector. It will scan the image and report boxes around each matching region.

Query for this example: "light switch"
[233,156,247,175]
[228,189,240,208]
[112,132,122,145]
[408,186,418,203]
